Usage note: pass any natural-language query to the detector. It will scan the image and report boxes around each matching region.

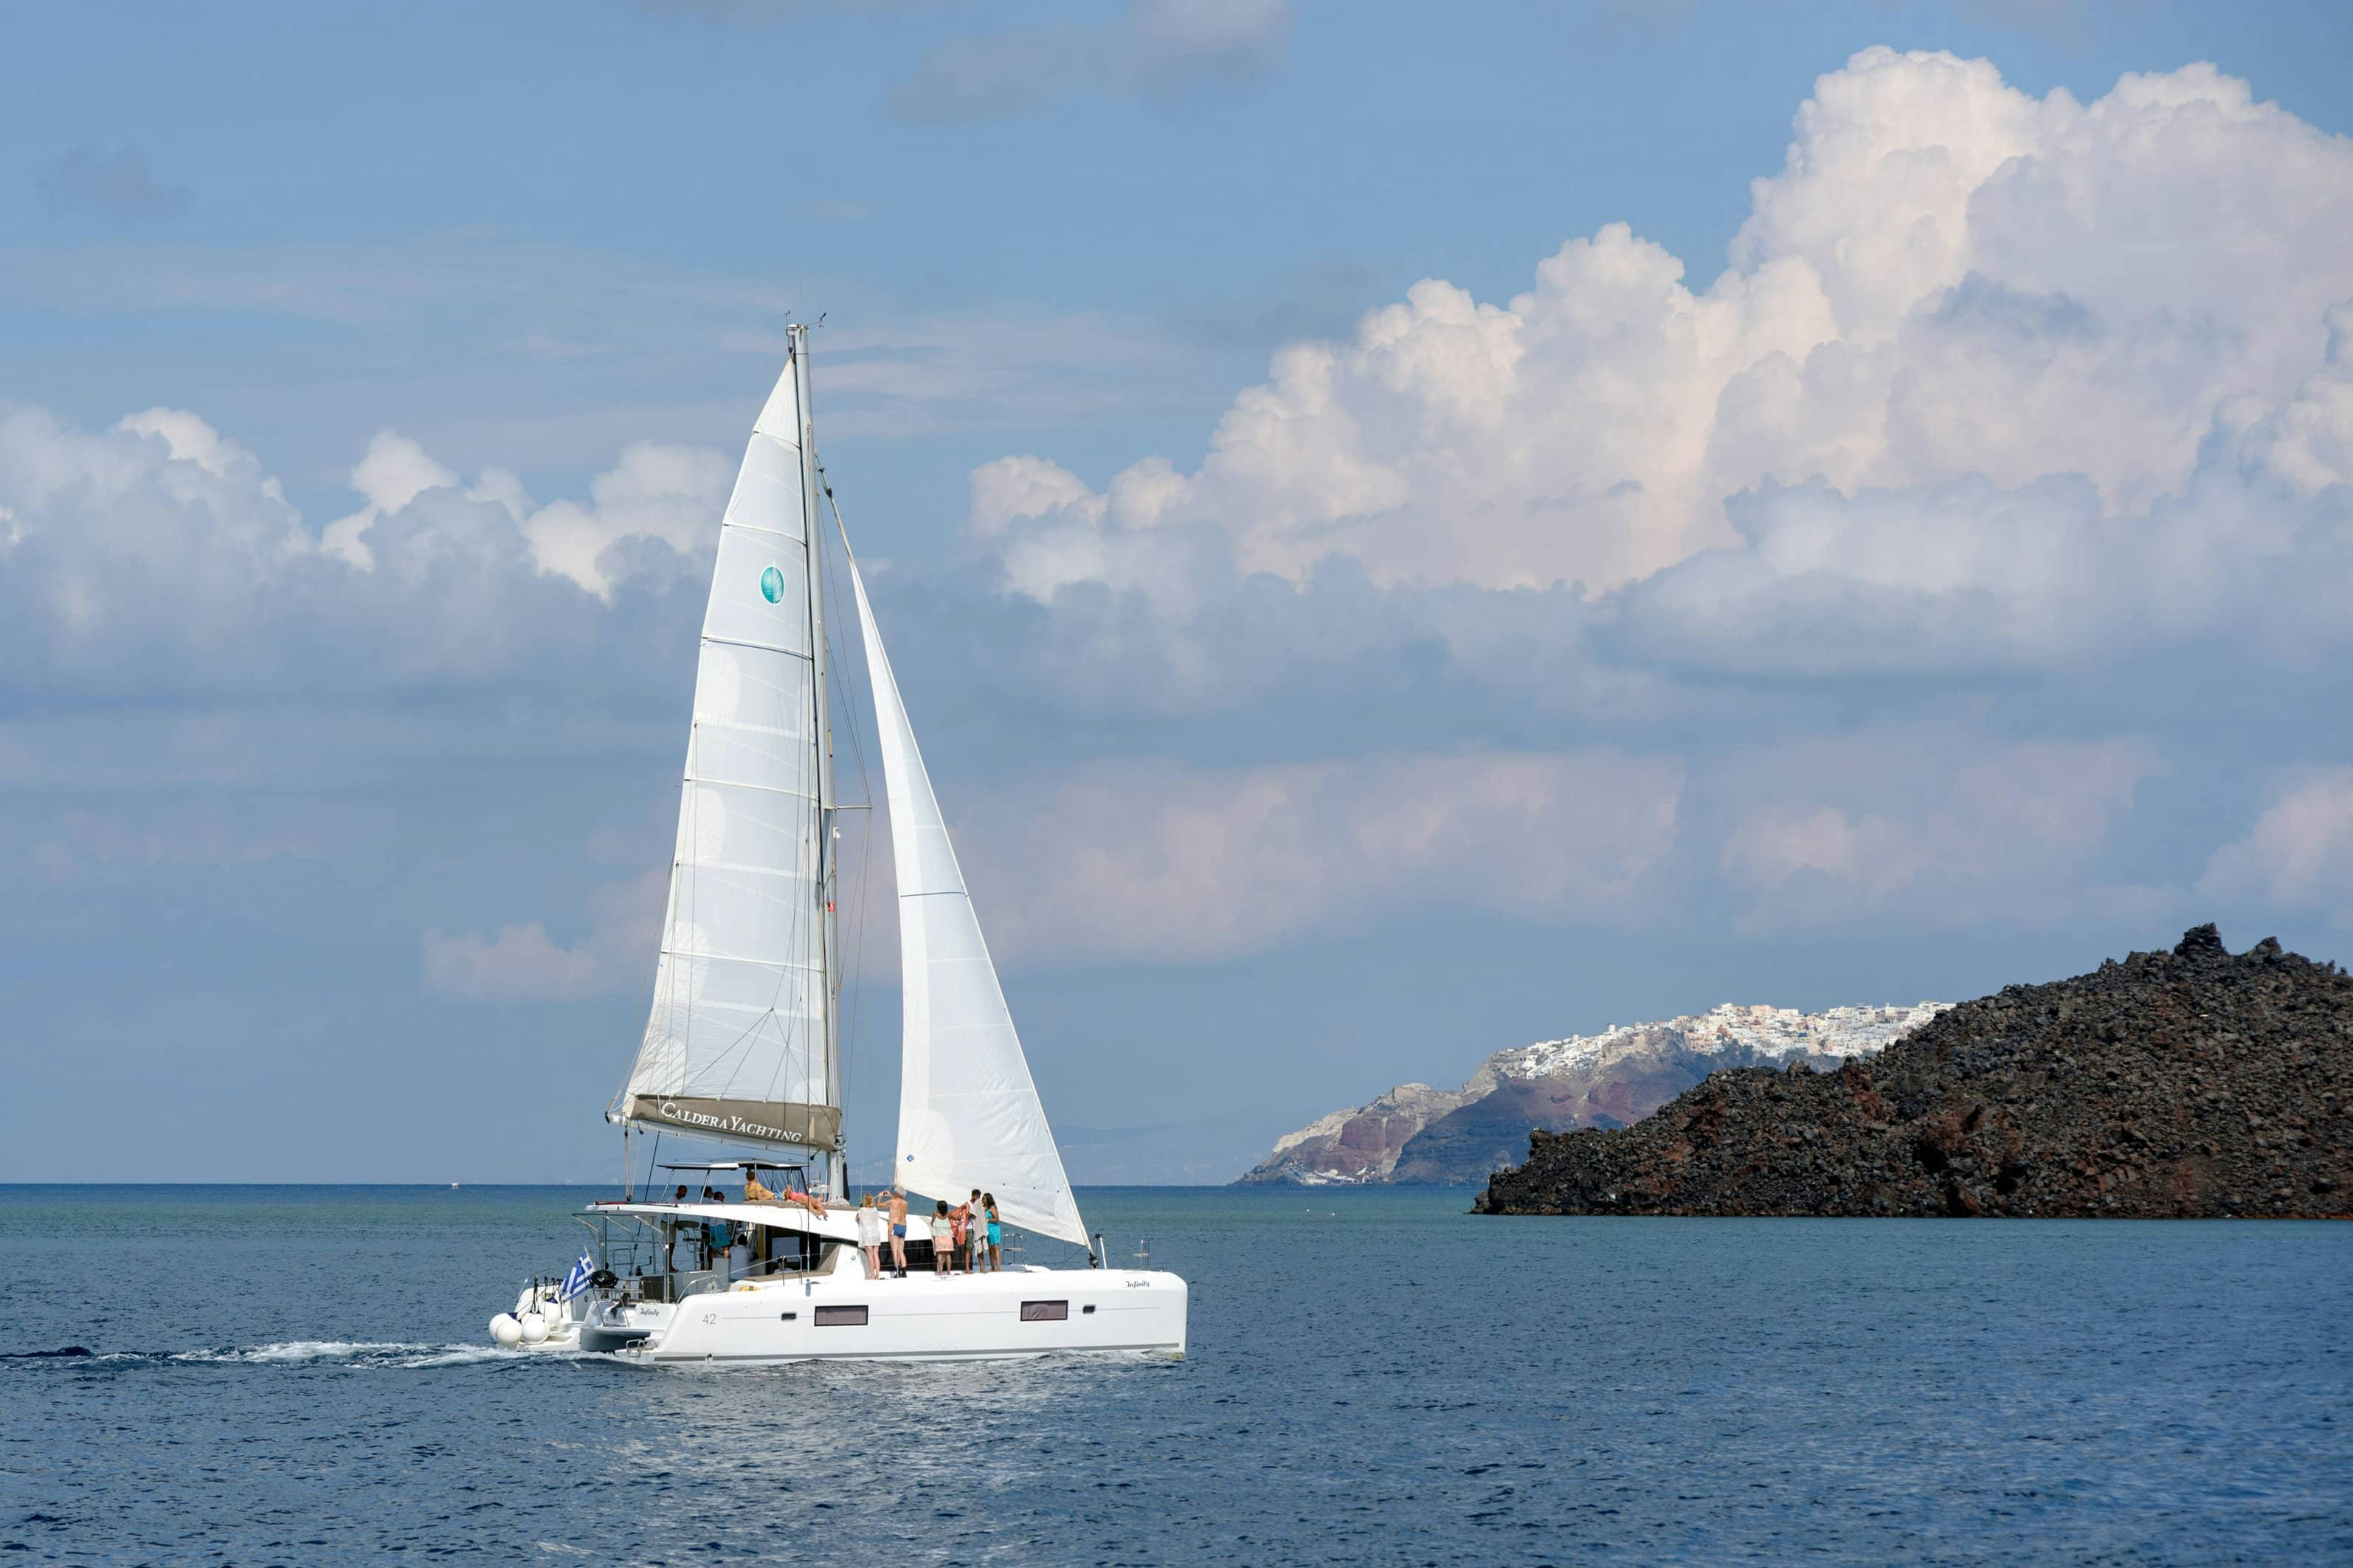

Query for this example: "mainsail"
[849,558,1089,1248]
[615,350,840,1154]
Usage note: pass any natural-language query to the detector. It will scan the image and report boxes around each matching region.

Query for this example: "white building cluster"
[1495,1001,1954,1083]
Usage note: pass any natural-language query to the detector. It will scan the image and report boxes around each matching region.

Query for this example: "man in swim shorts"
[885,1187,910,1278]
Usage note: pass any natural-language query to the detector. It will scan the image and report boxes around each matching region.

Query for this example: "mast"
[790,322,846,1197]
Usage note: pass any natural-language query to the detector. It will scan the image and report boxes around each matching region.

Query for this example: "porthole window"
[1020,1300,1068,1322]
[814,1305,868,1327]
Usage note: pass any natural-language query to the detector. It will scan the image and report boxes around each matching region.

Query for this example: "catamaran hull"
[601,1267,1187,1366]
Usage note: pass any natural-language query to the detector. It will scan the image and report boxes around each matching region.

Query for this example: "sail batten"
[617,355,837,1154]
[849,556,1089,1248]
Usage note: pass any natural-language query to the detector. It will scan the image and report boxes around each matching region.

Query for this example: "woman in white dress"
[854,1194,885,1279]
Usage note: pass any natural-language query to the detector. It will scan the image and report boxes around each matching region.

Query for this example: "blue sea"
[3,1186,2349,1566]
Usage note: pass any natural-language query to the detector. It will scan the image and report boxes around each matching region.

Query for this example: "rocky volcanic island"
[1476,927,2352,1218]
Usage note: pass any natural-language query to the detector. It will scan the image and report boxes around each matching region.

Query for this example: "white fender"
[489,1313,522,1347]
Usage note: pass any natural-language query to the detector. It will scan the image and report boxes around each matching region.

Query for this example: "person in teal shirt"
[705,1217,732,1274]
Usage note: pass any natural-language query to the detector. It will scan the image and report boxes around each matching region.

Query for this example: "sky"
[4,0,2351,1184]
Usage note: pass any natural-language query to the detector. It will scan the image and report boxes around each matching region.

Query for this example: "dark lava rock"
[1475,926,2353,1219]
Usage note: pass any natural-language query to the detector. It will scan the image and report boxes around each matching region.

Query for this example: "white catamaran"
[488,325,1187,1364]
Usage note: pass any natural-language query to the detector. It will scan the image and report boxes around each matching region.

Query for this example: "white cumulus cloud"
[2198,770,2353,925]
[1718,736,2164,931]
[969,46,2353,667]
[956,750,1682,963]
[423,866,666,1001]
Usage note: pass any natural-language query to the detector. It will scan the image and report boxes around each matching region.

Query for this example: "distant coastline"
[1237,1002,1952,1187]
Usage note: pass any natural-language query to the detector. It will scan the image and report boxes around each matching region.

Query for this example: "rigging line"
[817,472,880,1122]
[695,881,815,1095]
[774,763,823,1110]
[846,795,871,1125]
[812,513,851,1122]
[730,810,809,1080]
[702,1005,785,1085]
[799,441,837,1135]
[812,469,878,1125]
[815,469,878,813]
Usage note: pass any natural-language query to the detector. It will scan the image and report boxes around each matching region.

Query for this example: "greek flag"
[557,1251,595,1302]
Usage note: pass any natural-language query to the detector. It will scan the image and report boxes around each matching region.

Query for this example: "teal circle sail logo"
[759,564,785,604]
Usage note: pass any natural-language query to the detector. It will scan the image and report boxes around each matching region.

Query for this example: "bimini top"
[589,1200,864,1245]
[652,1161,806,1172]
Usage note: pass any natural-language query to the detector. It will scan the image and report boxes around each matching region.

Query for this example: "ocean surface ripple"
[4,1185,2348,1565]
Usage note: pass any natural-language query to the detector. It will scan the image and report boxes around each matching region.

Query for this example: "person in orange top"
[947,1199,972,1273]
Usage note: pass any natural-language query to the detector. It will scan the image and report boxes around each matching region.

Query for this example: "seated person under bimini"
[743,1169,827,1218]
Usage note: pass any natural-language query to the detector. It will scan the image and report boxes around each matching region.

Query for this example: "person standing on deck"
[928,1201,953,1274]
[854,1194,885,1279]
[886,1187,910,1278]
[705,1212,733,1277]
[983,1193,1003,1272]
[965,1192,990,1274]
[949,1196,973,1273]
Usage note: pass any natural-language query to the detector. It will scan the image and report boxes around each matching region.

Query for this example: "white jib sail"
[849,557,1088,1248]
[618,359,837,1150]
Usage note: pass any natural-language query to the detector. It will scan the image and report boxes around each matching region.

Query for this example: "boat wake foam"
[5,1341,548,1370]
[176,1341,541,1368]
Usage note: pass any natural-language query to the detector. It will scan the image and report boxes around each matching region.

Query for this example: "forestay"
[849,558,1088,1248]
[616,360,840,1152]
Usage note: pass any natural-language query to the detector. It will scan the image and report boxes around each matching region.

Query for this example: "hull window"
[1020,1301,1069,1322]
[813,1305,868,1327]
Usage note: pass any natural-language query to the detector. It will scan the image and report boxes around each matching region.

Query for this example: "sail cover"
[849,559,1088,1247]
[617,359,838,1152]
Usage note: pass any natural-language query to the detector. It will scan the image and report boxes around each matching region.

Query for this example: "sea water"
[3,1185,2347,1566]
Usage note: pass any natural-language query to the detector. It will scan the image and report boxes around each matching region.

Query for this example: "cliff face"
[1238,1002,1950,1185]
[1243,1082,1477,1184]
[1476,927,2352,1218]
